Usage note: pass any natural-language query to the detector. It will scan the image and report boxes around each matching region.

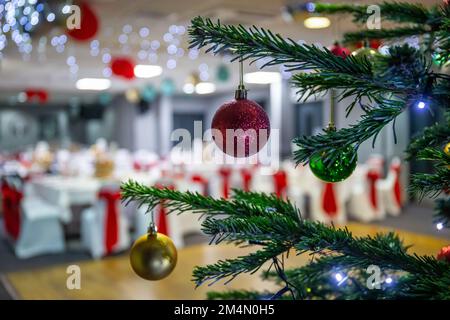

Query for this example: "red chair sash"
[240,168,252,192]
[155,184,175,235]
[218,167,232,199]
[191,175,208,196]
[272,170,287,198]
[1,183,22,240]
[367,170,381,211]
[322,183,338,217]
[98,189,121,255]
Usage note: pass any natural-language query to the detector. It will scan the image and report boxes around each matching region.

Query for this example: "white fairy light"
[122,24,132,34]
[118,34,128,44]
[62,5,71,14]
[138,49,147,60]
[166,59,176,69]
[66,56,76,66]
[150,40,160,50]
[167,44,177,55]
[139,27,150,38]
[46,13,55,22]
[163,33,173,42]
[436,222,444,230]
[102,67,112,78]
[198,63,208,72]
[102,53,111,64]
[199,71,209,81]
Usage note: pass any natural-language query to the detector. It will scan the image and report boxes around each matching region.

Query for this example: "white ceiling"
[0,0,442,103]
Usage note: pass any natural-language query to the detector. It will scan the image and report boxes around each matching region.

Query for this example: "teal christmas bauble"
[309,146,357,182]
[140,85,157,102]
[160,78,176,96]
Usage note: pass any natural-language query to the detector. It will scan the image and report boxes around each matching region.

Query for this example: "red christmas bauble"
[330,42,350,58]
[437,245,450,263]
[111,57,135,80]
[66,2,99,42]
[211,98,270,157]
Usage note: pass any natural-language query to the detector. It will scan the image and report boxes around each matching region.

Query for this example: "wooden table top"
[4,223,449,300]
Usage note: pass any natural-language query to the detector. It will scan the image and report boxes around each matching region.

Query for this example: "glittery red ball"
[211,98,270,158]
[331,43,350,59]
[437,245,450,263]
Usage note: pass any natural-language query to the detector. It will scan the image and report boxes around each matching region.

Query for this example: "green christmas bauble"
[309,146,357,182]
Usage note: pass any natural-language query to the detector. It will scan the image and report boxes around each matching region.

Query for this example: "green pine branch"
[121,181,450,299]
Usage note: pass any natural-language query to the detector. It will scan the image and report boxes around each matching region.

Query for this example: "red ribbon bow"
[240,168,253,192]
[272,170,287,198]
[191,175,208,196]
[218,167,232,199]
[322,183,338,217]
[98,189,121,255]
[155,184,175,235]
[367,170,381,211]
[1,182,23,240]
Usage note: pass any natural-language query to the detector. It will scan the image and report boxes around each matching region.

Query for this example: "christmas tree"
[122,2,450,299]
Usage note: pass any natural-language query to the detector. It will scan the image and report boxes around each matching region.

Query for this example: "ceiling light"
[134,64,162,78]
[244,72,281,84]
[195,82,216,94]
[304,16,330,29]
[76,78,111,91]
[183,83,195,94]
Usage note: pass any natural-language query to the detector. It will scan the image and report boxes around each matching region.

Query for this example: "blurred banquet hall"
[0,0,447,300]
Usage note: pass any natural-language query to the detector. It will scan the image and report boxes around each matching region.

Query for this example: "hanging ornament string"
[329,89,336,131]
[236,57,247,99]
[148,208,157,235]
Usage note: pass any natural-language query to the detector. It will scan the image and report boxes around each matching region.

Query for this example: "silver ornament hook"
[235,57,247,100]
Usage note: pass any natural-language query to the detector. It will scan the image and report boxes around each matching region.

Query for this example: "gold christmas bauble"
[444,142,450,156]
[130,232,177,281]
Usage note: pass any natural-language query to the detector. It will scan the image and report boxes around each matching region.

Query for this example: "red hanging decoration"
[218,167,232,198]
[367,170,381,211]
[240,168,253,192]
[272,170,288,198]
[25,89,49,104]
[66,2,99,42]
[1,182,22,240]
[322,183,338,217]
[98,189,121,255]
[111,56,135,80]
[155,184,174,235]
[330,41,350,58]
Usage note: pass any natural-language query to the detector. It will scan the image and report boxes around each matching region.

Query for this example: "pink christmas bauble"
[211,98,270,158]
